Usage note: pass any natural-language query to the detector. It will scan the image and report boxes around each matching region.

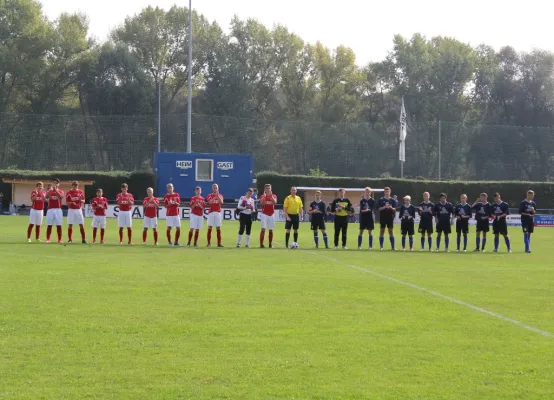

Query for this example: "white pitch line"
[310,251,554,339]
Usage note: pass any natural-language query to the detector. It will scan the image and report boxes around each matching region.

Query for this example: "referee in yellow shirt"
[284,186,303,248]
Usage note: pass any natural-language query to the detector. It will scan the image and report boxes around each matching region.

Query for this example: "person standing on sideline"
[434,193,454,252]
[330,188,353,249]
[377,187,397,251]
[309,190,329,249]
[418,192,435,251]
[45,178,64,244]
[142,187,160,245]
[237,189,256,247]
[259,184,277,248]
[27,182,46,242]
[472,193,492,252]
[206,183,224,247]
[399,195,416,251]
[66,181,87,244]
[454,194,472,252]
[491,192,511,253]
[519,190,536,253]
[283,186,303,248]
[187,186,205,247]
[91,188,108,244]
[164,183,181,246]
[358,187,375,250]
[116,183,134,245]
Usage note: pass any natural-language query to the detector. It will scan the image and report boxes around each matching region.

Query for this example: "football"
[290,242,299,249]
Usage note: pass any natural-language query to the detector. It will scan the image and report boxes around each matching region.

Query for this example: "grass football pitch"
[1,216,553,399]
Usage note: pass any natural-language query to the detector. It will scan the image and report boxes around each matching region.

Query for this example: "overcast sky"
[40,0,552,66]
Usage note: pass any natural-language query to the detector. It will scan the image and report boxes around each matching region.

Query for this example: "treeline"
[1,0,554,180]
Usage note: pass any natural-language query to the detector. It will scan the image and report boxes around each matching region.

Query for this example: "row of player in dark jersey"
[307,187,537,253]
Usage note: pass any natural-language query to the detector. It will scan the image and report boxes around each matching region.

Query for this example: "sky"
[40,0,552,66]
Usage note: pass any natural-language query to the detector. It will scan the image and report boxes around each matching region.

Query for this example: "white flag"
[399,96,407,162]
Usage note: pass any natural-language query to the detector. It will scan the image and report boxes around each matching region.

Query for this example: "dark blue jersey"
[435,201,454,221]
[455,203,472,219]
[399,204,416,220]
[418,201,435,222]
[418,201,435,221]
[359,197,375,218]
[310,200,326,222]
[378,197,397,218]
[473,202,492,220]
[519,199,536,219]
[491,201,509,218]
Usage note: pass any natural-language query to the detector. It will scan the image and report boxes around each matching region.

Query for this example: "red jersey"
[190,196,205,217]
[142,197,159,218]
[47,188,64,209]
[66,189,85,210]
[260,194,277,216]
[116,192,134,211]
[164,193,181,217]
[91,197,108,216]
[207,193,223,213]
[31,190,46,211]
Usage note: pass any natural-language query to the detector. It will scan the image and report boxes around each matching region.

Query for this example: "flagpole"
[399,96,407,178]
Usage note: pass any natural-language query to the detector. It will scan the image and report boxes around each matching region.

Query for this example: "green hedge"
[256,172,554,208]
[0,170,155,202]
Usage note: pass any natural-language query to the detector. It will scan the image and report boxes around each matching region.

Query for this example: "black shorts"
[401,220,415,236]
[418,218,434,235]
[521,217,534,234]
[380,215,394,229]
[476,218,490,233]
[436,220,451,234]
[359,215,374,231]
[493,219,508,236]
[311,218,326,231]
[285,214,300,230]
[456,219,469,234]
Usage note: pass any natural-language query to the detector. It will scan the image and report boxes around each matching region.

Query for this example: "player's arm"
[129,194,135,205]
[390,200,397,212]
[237,196,246,210]
[65,192,73,207]
[519,202,530,217]
[377,200,387,212]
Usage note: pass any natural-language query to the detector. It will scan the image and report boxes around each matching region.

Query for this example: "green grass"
[1,216,553,399]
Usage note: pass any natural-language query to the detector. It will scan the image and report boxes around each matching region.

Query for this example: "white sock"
[246,235,250,246]
[237,234,242,244]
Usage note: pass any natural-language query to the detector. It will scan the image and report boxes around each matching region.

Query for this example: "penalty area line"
[311,252,554,339]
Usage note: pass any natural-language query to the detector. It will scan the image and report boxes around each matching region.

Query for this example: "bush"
[256,172,554,208]
[0,170,155,201]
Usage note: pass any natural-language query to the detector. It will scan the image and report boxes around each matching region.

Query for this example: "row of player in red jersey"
[26,180,279,247]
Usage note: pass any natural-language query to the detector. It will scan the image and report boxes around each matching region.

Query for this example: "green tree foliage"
[2,2,554,180]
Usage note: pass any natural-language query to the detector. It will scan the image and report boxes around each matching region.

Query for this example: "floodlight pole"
[151,66,169,153]
[186,0,193,153]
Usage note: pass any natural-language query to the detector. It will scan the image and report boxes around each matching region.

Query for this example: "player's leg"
[238,214,246,247]
[142,226,148,244]
[166,223,173,245]
[118,213,124,244]
[313,227,319,248]
[321,228,328,248]
[436,227,442,251]
[456,223,461,251]
[27,211,34,241]
[54,209,63,243]
[92,217,98,243]
[188,227,194,246]
[292,216,299,244]
[207,213,213,246]
[341,218,348,248]
[358,227,364,249]
[127,213,133,244]
[245,216,252,247]
[409,230,414,251]
[503,222,511,252]
[388,222,395,250]
[333,217,341,248]
[493,230,500,252]
[285,217,291,247]
[444,226,450,252]
[174,223,181,246]
[401,232,406,250]
[215,214,223,247]
[45,210,53,242]
[419,226,425,250]
[379,224,386,250]
[260,226,266,247]
[368,228,373,249]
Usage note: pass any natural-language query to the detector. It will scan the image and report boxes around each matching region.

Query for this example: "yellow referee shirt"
[284,195,303,215]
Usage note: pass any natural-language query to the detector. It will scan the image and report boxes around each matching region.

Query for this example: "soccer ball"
[290,242,299,249]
